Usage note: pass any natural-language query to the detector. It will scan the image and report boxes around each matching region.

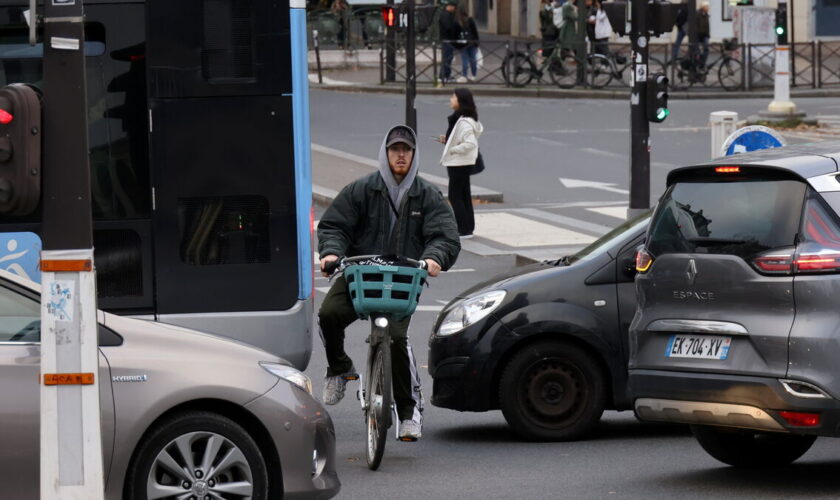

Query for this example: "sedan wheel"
[500,341,606,441]
[126,411,269,500]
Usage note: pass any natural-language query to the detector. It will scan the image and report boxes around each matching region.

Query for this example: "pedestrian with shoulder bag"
[437,88,483,239]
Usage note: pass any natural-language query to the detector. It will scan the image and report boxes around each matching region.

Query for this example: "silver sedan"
[0,270,339,499]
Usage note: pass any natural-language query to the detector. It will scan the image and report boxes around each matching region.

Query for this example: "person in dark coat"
[438,0,462,85]
[456,7,480,82]
[539,0,559,59]
[696,1,711,67]
[318,125,460,441]
[671,4,688,61]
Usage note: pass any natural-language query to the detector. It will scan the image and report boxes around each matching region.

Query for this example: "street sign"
[0,231,41,282]
[721,125,785,156]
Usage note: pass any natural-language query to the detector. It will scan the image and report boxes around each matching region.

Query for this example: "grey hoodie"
[378,125,419,233]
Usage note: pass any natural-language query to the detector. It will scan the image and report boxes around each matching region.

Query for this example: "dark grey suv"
[629,143,840,467]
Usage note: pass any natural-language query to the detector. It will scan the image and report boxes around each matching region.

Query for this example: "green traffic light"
[656,108,670,121]
[776,26,785,35]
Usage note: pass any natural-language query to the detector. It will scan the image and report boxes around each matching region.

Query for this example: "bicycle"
[588,48,665,89]
[325,254,428,470]
[667,38,743,91]
[502,42,584,89]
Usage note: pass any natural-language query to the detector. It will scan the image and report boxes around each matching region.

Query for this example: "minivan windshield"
[568,210,651,264]
[647,180,807,259]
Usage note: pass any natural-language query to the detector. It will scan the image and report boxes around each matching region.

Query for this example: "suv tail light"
[752,246,840,275]
[795,252,840,272]
[752,247,794,274]
[635,248,654,273]
[778,411,821,427]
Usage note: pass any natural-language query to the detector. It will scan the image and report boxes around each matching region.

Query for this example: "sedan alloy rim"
[147,431,254,500]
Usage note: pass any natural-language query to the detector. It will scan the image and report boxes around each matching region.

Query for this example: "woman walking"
[439,88,483,239]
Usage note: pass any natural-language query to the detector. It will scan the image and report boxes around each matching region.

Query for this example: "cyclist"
[317,125,461,440]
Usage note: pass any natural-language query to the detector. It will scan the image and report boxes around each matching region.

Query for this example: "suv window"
[647,180,807,259]
[0,284,40,342]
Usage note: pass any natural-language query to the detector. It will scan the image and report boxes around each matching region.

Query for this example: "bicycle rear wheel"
[588,55,612,89]
[718,57,744,90]
[366,339,392,470]
[548,53,582,89]
[502,52,535,88]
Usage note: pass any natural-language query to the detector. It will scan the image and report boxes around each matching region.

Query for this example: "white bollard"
[710,111,739,159]
[768,45,796,114]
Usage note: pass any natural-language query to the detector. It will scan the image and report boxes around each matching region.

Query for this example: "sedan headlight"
[260,362,313,395]
[437,290,507,336]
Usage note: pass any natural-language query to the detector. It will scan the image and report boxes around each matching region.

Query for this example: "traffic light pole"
[629,0,650,215]
[385,0,396,82]
[38,0,104,498]
[405,0,417,131]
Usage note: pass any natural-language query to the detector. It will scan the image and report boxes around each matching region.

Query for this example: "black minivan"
[630,143,840,466]
[429,212,649,441]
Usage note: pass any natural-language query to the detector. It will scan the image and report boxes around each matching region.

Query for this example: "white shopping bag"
[476,47,484,70]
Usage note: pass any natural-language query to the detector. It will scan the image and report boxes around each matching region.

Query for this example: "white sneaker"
[455,76,468,83]
[322,367,358,406]
[468,76,476,82]
[399,419,422,441]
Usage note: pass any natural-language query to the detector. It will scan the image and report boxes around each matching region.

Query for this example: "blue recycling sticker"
[722,126,785,156]
[0,232,42,283]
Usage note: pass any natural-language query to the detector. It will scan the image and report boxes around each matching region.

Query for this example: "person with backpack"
[456,6,480,82]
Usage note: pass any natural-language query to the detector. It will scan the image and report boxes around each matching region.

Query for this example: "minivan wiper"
[686,237,747,246]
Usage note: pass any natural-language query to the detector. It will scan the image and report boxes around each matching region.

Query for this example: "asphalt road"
[308,90,840,499]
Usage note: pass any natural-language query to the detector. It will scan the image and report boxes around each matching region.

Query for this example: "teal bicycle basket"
[344,264,428,320]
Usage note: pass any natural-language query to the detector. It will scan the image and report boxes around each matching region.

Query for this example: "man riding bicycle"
[317,125,461,440]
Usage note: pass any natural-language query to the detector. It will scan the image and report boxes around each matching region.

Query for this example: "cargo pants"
[319,275,423,422]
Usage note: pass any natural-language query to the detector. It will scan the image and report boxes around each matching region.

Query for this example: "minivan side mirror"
[621,257,637,277]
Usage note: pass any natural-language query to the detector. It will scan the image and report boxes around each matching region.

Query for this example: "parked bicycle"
[325,255,428,470]
[668,38,743,90]
[502,42,584,89]
[588,49,665,89]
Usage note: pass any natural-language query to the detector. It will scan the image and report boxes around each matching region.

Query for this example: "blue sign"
[0,232,41,283]
[722,126,785,156]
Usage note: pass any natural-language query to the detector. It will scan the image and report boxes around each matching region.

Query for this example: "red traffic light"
[381,6,395,27]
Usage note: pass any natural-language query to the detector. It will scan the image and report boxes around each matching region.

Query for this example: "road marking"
[475,212,596,247]
[587,206,630,219]
[507,207,615,235]
[579,147,625,160]
[559,177,630,195]
[316,286,331,294]
[416,305,444,312]
[523,200,627,209]
[446,268,475,273]
[530,136,568,147]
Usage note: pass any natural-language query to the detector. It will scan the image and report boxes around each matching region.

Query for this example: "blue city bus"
[0,0,314,369]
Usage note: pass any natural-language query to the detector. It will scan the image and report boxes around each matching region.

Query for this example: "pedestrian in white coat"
[438,88,483,238]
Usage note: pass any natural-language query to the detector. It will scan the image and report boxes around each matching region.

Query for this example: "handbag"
[469,151,485,175]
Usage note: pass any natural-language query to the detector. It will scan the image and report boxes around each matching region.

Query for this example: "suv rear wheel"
[499,341,606,441]
[691,425,816,467]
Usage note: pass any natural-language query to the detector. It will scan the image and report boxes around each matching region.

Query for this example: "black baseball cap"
[386,126,416,149]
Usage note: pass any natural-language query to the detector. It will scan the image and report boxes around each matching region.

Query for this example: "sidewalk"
[309,66,840,100]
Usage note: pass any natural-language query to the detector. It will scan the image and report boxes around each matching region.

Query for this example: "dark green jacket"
[318,172,461,270]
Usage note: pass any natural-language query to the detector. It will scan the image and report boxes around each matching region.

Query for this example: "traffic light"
[381,6,396,28]
[775,3,788,45]
[647,73,669,123]
[0,84,41,216]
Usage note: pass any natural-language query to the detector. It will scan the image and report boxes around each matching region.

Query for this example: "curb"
[311,82,840,100]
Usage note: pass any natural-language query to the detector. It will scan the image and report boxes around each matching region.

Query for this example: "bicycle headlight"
[260,362,313,395]
[436,290,507,336]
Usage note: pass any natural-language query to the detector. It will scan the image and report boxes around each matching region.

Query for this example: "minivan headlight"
[437,290,506,336]
[260,362,313,395]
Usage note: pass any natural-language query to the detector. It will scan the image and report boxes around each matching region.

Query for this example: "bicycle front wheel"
[718,57,744,91]
[549,53,582,89]
[366,340,392,470]
[503,52,535,88]
[588,55,612,89]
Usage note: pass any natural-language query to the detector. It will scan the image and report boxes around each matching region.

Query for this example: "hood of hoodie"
[378,125,419,231]
[456,116,483,138]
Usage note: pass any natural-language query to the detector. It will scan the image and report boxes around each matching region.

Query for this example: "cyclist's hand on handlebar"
[424,259,441,277]
[320,254,340,277]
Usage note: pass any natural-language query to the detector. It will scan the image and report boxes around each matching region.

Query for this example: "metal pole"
[406,0,417,131]
[790,0,796,86]
[39,0,104,497]
[576,0,587,84]
[314,29,324,84]
[629,0,650,215]
[386,0,397,81]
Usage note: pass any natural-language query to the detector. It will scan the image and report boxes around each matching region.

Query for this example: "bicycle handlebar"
[323,255,427,277]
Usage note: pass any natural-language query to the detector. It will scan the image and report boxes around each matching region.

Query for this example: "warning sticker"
[46,280,74,322]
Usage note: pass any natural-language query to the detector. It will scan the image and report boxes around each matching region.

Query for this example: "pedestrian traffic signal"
[646,73,669,123]
[0,84,41,216]
[382,6,396,28]
[775,3,788,45]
